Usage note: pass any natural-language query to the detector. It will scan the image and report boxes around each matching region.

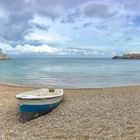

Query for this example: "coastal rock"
[112,53,140,59]
[0,49,10,60]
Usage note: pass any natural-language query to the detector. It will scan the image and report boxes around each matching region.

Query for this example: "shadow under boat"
[16,88,64,123]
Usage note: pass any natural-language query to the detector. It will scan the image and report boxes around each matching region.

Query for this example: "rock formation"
[0,49,10,60]
[112,53,140,59]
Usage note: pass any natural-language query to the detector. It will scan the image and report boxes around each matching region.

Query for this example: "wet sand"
[0,84,140,139]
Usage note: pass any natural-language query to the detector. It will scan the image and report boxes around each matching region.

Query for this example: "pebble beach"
[1,84,140,140]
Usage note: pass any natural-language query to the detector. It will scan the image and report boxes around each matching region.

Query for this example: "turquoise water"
[0,58,140,88]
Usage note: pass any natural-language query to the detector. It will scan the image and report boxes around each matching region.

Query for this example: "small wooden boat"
[16,88,63,122]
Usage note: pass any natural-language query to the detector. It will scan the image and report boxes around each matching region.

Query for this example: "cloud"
[96,25,108,30]
[36,8,59,21]
[0,0,140,57]
[0,0,30,13]
[0,43,60,54]
[0,0,63,43]
[0,0,59,20]
[83,2,117,19]
[0,43,103,56]
[32,0,87,9]
[32,22,50,31]
[83,22,92,27]
[0,1,33,42]
[0,0,88,43]
[58,47,100,55]
[61,9,81,23]
[124,37,133,41]
[119,0,140,14]
[0,0,125,44]
[13,44,59,54]
[25,29,70,43]
[2,12,33,42]
[132,16,140,25]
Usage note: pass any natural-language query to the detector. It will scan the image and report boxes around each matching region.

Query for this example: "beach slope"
[0,84,140,139]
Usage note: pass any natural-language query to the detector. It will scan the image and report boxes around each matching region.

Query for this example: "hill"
[112,53,140,59]
[0,49,10,60]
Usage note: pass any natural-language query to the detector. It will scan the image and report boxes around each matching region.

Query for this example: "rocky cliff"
[0,49,10,60]
[112,53,140,59]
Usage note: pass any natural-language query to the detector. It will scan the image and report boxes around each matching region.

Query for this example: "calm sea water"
[0,58,140,88]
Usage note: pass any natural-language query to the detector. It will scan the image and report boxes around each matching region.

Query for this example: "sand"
[0,84,140,140]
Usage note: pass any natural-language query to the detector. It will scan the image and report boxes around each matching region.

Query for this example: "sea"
[0,58,140,88]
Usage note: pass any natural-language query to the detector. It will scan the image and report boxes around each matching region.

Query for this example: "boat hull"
[20,102,60,112]
[18,95,63,122]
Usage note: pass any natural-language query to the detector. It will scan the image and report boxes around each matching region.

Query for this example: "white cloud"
[31,14,52,27]
[0,43,13,53]
[1,44,60,54]
[0,42,105,56]
[25,28,70,43]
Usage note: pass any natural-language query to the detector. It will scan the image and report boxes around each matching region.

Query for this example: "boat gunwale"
[16,89,63,100]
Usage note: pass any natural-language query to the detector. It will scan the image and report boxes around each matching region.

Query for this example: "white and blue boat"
[16,88,63,122]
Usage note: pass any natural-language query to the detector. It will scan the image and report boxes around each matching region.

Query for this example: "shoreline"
[1,83,140,139]
[1,82,140,90]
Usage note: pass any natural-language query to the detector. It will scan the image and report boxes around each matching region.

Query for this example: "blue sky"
[0,0,140,57]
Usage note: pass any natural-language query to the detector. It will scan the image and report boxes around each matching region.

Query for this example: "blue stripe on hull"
[19,102,60,112]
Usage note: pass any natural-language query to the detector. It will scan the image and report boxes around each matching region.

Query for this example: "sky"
[0,0,140,57]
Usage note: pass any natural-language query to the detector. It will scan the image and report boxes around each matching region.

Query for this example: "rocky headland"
[0,49,10,60]
[112,53,140,59]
